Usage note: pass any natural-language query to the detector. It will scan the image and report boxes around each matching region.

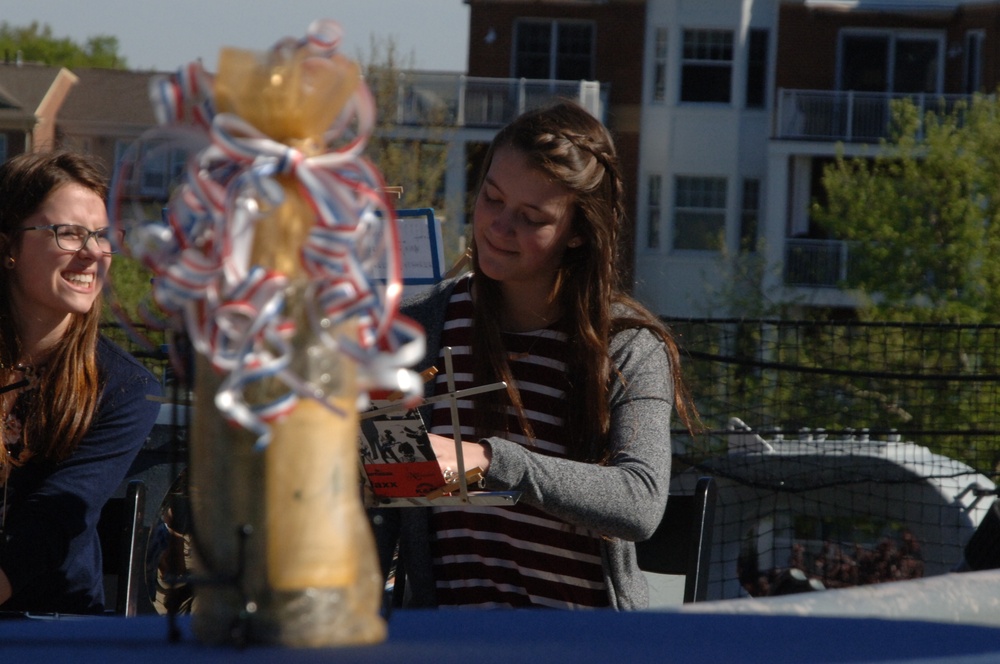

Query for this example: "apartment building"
[7,1,1000,320]
[764,0,1000,317]
[630,1,775,316]
[463,0,1000,316]
[465,0,646,273]
[633,0,1000,317]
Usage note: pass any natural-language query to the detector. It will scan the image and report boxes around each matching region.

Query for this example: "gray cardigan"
[370,276,675,610]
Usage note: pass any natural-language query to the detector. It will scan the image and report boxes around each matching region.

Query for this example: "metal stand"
[363,347,521,508]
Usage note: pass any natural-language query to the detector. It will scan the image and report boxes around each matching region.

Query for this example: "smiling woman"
[0,150,161,614]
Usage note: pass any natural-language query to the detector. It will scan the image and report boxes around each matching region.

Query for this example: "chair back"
[97,479,147,616]
[963,497,1000,571]
[635,476,717,603]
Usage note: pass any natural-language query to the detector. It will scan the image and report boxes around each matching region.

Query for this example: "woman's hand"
[428,433,492,477]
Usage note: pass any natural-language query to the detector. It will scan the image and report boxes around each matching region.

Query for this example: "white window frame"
[680,29,734,104]
[652,27,668,103]
[672,176,727,252]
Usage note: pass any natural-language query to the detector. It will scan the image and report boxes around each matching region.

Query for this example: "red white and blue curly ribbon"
[111,19,425,449]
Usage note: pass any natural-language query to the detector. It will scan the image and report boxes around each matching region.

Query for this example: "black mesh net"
[667,319,1000,600]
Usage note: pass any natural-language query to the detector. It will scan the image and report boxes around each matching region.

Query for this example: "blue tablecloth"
[3,609,1000,664]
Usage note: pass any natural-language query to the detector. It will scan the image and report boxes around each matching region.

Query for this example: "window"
[964,30,984,94]
[514,20,594,80]
[740,179,761,252]
[680,29,733,103]
[138,142,187,198]
[673,176,726,251]
[647,174,662,249]
[652,28,668,103]
[839,31,942,94]
[745,29,769,108]
[894,38,940,93]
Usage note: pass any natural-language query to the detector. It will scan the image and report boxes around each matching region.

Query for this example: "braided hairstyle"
[470,101,697,462]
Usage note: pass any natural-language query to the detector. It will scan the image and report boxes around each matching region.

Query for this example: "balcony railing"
[775,89,972,143]
[367,71,608,128]
[784,238,853,288]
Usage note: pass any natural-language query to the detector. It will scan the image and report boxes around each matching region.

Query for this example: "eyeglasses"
[20,224,125,255]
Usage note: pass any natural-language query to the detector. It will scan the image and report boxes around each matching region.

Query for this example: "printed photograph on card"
[358,408,445,498]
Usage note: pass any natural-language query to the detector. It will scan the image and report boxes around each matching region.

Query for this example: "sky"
[1,0,470,72]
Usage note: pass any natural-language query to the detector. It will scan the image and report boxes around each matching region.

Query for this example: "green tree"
[0,21,126,69]
[809,96,1000,472]
[813,94,1000,323]
[361,36,467,268]
[105,256,154,325]
[106,36,461,327]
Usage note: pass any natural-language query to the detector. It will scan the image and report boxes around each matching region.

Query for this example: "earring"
[4,256,13,269]
[568,238,583,248]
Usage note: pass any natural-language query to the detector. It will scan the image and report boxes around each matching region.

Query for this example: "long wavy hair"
[470,101,698,462]
[0,151,108,461]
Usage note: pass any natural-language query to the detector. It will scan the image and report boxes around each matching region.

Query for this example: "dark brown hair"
[470,101,697,461]
[0,150,108,460]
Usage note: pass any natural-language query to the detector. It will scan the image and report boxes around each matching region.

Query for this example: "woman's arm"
[435,327,674,542]
[0,341,162,607]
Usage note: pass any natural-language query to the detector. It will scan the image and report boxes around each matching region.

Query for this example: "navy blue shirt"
[0,336,161,613]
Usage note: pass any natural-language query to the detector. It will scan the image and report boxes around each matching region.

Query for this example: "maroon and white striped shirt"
[428,276,609,608]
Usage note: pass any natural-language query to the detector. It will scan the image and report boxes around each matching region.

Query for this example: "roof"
[801,0,967,12]
[0,62,67,127]
[58,67,161,132]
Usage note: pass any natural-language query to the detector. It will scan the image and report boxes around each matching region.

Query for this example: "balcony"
[367,71,608,128]
[775,89,972,143]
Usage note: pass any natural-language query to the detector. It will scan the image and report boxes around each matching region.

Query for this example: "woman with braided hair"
[372,101,697,609]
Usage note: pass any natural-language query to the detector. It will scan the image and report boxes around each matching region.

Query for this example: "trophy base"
[191,584,387,648]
